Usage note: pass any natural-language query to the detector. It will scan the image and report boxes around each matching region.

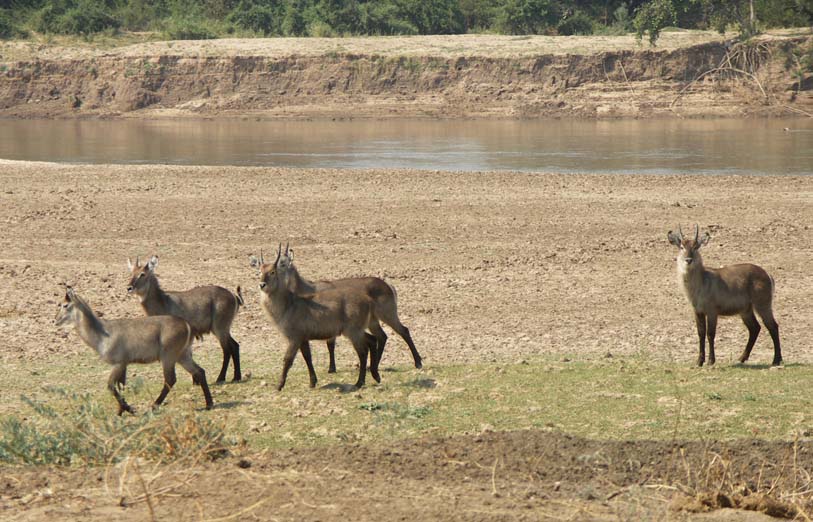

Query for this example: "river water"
[1,118,811,175]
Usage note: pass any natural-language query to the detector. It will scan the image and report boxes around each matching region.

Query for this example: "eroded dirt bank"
[0,32,811,119]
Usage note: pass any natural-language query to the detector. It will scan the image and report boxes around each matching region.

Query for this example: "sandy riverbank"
[1,161,810,367]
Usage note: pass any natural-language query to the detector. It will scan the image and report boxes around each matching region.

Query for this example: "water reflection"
[0,118,810,175]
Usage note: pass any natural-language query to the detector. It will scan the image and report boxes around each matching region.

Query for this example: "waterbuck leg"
[108,364,133,415]
[695,312,707,367]
[397,325,422,369]
[299,341,318,388]
[739,311,761,363]
[348,330,369,389]
[755,306,782,366]
[153,360,177,409]
[326,338,337,374]
[706,313,717,366]
[378,305,422,369]
[367,323,386,383]
[766,321,782,366]
[215,334,231,383]
[179,351,213,410]
[228,336,241,382]
[277,341,299,391]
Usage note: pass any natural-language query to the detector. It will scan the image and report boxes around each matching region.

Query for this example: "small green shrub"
[163,16,219,40]
[0,387,233,466]
[0,10,22,40]
[558,11,594,35]
[308,19,335,37]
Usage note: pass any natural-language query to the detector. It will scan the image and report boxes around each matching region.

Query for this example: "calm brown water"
[1,118,811,174]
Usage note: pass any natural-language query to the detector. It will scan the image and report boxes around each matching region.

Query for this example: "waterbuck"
[55,287,213,414]
[269,245,422,373]
[127,256,243,383]
[667,225,782,367]
[255,246,380,391]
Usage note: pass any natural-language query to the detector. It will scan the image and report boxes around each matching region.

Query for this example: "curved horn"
[259,249,264,265]
[284,242,289,256]
[136,255,140,267]
[275,244,282,265]
[694,224,699,242]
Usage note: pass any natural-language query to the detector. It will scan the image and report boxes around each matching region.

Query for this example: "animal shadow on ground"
[321,383,360,394]
[403,378,436,389]
[205,401,247,410]
[730,362,801,371]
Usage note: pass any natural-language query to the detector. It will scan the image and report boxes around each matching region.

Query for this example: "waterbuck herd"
[56,226,781,414]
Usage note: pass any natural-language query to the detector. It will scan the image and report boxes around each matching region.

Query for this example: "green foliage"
[162,15,220,39]
[0,387,233,466]
[497,0,556,34]
[29,0,120,35]
[228,0,285,35]
[558,10,594,35]
[0,0,809,40]
[459,0,498,31]
[0,9,20,39]
[633,0,677,44]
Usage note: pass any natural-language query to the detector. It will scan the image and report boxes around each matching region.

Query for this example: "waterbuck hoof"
[696,359,705,367]
[328,368,336,374]
[118,404,134,416]
[371,370,382,384]
[415,360,423,369]
[205,402,214,410]
[354,381,365,389]
[309,380,318,389]
[772,359,783,367]
[232,376,242,383]
[708,358,716,366]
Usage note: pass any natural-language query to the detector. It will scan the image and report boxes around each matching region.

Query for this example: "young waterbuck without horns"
[254,246,381,391]
[253,245,422,374]
[55,287,213,414]
[667,225,782,367]
[127,256,244,383]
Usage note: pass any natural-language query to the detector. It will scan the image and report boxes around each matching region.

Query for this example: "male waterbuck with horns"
[667,225,782,367]
[254,246,381,390]
[254,245,422,373]
[127,256,244,382]
[55,287,213,414]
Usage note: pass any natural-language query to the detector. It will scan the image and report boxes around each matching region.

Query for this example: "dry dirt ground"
[3,430,809,521]
[1,161,812,520]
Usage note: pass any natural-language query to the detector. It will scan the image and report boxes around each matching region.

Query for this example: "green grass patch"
[1,351,811,458]
[0,385,233,466]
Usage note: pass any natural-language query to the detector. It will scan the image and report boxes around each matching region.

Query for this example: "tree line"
[0,0,811,43]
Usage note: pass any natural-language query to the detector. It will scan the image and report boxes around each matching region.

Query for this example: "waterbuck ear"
[65,286,76,301]
[249,255,260,269]
[667,231,682,247]
[147,255,159,272]
[288,248,294,264]
[699,232,711,247]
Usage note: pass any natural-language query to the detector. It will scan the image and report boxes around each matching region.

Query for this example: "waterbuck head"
[127,255,159,296]
[255,245,289,295]
[667,225,710,267]
[55,287,78,326]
